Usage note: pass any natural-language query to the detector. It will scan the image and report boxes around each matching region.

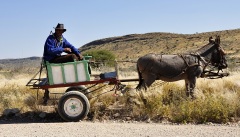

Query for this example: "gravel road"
[0,121,239,137]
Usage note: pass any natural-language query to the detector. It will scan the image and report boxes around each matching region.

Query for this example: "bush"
[170,96,233,123]
[0,84,39,113]
[83,50,116,67]
[127,80,240,124]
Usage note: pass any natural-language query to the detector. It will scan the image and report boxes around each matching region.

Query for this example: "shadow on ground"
[0,112,64,124]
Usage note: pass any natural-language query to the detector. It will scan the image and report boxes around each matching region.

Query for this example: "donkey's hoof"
[142,98,147,105]
[186,92,190,97]
[190,92,197,100]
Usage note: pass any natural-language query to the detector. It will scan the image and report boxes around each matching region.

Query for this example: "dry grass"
[0,74,38,113]
[89,71,240,123]
[0,73,57,114]
[1,71,240,123]
[143,72,240,123]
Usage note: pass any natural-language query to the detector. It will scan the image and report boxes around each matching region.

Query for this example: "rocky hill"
[80,29,240,69]
[1,29,240,73]
[0,57,42,74]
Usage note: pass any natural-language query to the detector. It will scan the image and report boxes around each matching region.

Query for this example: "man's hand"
[78,54,84,60]
[64,48,72,53]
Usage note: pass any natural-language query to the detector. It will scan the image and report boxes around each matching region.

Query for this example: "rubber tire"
[58,91,90,122]
[66,86,92,99]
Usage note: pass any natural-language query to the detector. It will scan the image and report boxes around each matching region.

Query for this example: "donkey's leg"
[185,80,190,97]
[140,73,157,105]
[139,90,147,105]
[188,77,197,99]
[186,66,201,99]
[142,73,157,87]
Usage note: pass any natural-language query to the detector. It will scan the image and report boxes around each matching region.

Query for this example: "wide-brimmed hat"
[54,23,66,32]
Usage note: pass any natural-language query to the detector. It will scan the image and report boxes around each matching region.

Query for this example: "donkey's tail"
[136,64,147,91]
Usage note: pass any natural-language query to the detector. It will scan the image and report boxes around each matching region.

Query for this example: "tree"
[83,50,115,66]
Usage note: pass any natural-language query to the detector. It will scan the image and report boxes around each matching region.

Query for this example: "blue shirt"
[43,34,80,61]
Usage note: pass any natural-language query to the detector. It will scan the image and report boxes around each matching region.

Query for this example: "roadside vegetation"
[0,69,239,124]
[83,50,116,67]
[87,71,240,124]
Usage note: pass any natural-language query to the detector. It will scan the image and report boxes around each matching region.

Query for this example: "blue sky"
[0,0,239,59]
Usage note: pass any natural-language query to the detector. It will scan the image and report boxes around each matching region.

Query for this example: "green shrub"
[141,94,164,118]
[83,50,116,66]
[161,83,186,105]
[170,95,236,123]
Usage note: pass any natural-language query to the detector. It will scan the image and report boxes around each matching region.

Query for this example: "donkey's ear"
[215,35,220,45]
[209,36,214,43]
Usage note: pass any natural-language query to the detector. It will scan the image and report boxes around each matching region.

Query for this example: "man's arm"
[64,38,83,59]
[45,37,64,55]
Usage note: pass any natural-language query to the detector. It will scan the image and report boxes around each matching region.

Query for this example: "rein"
[179,52,228,79]
[194,50,228,79]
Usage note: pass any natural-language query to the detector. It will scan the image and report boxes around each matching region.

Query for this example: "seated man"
[42,23,84,105]
[43,23,83,63]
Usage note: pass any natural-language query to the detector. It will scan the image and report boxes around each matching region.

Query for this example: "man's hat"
[54,23,66,32]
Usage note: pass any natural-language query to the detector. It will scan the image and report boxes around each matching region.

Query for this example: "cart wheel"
[58,91,90,122]
[66,86,92,99]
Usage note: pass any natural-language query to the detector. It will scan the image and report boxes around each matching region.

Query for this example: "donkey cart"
[26,57,138,122]
[27,36,230,122]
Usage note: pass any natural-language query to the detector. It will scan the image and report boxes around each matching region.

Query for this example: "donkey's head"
[210,36,228,70]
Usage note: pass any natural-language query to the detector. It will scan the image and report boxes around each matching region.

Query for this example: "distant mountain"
[0,56,41,63]
[0,56,42,73]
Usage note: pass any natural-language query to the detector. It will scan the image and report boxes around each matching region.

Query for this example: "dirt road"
[0,121,239,137]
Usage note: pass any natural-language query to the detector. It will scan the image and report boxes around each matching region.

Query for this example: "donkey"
[136,36,227,98]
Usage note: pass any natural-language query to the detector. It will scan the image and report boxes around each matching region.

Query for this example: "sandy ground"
[0,121,239,137]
